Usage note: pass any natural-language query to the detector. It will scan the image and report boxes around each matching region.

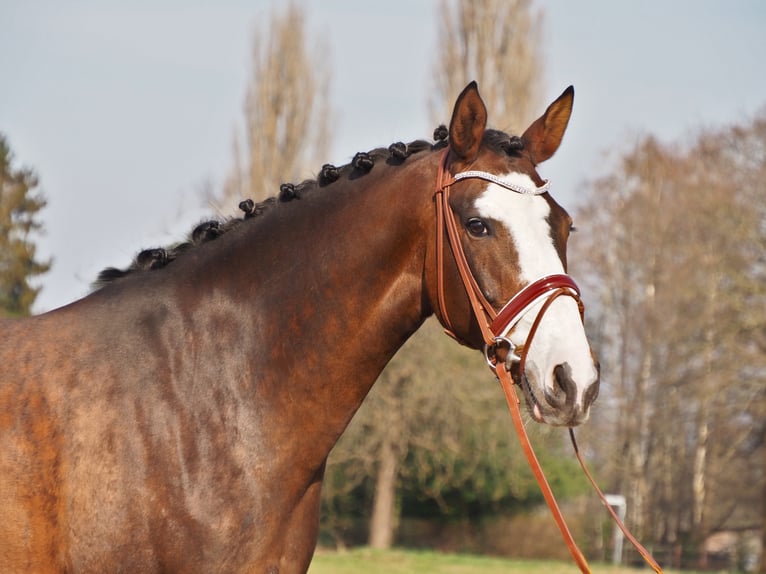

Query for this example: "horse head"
[427,82,600,427]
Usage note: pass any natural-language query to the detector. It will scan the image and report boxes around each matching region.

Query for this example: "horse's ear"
[449,81,487,164]
[521,85,574,164]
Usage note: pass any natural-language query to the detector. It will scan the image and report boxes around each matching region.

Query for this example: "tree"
[219,2,331,212]
[324,0,551,550]
[570,112,766,567]
[430,0,544,133]
[0,134,50,317]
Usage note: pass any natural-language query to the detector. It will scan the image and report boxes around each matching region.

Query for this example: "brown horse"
[0,83,599,573]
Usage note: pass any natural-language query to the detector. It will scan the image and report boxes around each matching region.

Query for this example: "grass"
[308,547,696,574]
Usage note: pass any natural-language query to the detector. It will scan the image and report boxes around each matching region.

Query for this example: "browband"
[452,171,550,195]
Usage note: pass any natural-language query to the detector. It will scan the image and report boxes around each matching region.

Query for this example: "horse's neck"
[195,159,435,464]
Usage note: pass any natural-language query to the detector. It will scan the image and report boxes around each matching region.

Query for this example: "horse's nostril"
[554,364,568,392]
[583,377,600,409]
[549,364,576,409]
[546,363,599,423]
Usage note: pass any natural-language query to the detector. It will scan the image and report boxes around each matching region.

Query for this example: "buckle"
[484,336,521,371]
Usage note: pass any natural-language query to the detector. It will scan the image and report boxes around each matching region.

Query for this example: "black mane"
[94,127,524,288]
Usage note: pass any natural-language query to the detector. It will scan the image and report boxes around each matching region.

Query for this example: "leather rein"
[433,150,663,573]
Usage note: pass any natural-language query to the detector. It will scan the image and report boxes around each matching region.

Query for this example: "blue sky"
[1,0,764,312]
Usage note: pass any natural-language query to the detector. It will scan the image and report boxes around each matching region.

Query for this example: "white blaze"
[473,173,597,411]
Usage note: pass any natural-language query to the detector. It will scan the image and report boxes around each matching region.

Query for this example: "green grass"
[308,547,693,574]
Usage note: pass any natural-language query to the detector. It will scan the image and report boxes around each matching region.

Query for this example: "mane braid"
[90,128,459,289]
[483,129,525,156]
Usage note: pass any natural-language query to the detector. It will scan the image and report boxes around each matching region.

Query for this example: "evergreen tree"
[0,134,50,317]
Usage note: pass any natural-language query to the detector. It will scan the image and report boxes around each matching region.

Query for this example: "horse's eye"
[466,217,489,237]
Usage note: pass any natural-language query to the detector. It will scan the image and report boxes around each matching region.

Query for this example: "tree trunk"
[692,416,708,529]
[629,348,652,539]
[368,439,399,549]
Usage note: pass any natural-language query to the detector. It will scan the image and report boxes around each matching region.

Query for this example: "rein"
[433,150,663,573]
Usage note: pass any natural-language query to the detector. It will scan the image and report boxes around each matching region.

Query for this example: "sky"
[2,0,765,313]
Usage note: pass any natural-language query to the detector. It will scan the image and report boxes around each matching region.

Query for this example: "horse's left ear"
[521,85,574,164]
[449,81,487,164]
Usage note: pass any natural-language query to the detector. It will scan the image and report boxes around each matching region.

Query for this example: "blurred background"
[1,0,764,570]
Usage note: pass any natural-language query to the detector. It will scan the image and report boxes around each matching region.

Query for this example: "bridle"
[433,148,582,355]
[432,149,663,573]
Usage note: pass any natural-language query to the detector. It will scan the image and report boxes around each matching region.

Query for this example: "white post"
[605,494,627,565]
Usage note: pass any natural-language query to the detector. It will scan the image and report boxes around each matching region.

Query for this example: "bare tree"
[571,113,766,567]
[219,2,331,212]
[430,0,544,134]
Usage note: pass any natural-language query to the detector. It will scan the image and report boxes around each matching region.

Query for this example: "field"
[308,548,696,574]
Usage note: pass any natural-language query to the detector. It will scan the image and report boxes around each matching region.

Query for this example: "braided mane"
[94,127,524,288]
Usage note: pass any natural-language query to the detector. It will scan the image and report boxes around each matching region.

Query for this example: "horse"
[0,82,599,573]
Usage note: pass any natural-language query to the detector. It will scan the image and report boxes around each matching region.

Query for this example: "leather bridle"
[432,149,664,573]
[433,148,583,355]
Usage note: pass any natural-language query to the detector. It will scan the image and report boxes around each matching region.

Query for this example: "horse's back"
[0,312,79,571]
[0,307,190,571]
[0,299,301,572]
